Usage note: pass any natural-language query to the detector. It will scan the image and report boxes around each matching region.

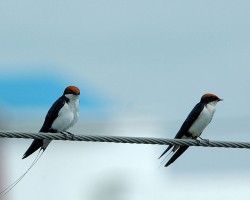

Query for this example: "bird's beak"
[219,98,223,101]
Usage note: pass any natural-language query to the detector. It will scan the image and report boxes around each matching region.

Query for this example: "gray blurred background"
[1,0,250,199]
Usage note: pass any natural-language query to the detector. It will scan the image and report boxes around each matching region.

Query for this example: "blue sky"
[1,0,250,120]
[0,72,106,108]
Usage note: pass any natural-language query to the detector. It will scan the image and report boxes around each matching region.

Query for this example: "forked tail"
[164,146,189,167]
[158,145,174,159]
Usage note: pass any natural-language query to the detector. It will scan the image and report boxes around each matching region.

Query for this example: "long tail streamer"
[0,150,44,196]
[159,148,175,168]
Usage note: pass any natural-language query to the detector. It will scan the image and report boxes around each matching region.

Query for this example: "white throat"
[65,94,79,101]
[206,101,217,113]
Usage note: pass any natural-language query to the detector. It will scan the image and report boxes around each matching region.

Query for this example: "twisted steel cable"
[0,131,250,149]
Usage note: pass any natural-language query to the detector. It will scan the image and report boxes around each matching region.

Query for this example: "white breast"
[51,97,79,132]
[188,103,216,138]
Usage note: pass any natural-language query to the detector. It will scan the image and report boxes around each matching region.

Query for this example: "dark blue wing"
[174,102,204,139]
[22,139,43,159]
[22,96,68,159]
[39,95,67,132]
[159,102,204,163]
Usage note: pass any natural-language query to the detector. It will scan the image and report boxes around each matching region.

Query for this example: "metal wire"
[0,131,250,149]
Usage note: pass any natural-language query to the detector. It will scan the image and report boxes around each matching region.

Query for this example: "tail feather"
[22,139,43,159]
[158,145,173,159]
[164,146,189,167]
[1,150,44,196]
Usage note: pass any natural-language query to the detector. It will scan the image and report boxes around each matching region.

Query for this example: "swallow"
[159,93,222,167]
[22,86,80,159]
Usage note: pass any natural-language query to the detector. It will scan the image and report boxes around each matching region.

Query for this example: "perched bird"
[0,86,80,196]
[159,93,222,167]
[22,86,80,159]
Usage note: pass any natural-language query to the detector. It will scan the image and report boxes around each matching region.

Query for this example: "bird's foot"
[64,131,75,139]
[60,132,67,139]
[195,138,201,145]
[198,136,210,144]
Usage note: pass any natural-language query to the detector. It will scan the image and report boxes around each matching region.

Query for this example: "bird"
[159,93,222,167]
[0,86,80,196]
[22,85,80,159]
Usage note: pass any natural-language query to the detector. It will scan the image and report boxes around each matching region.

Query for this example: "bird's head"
[63,86,80,96]
[200,93,223,105]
